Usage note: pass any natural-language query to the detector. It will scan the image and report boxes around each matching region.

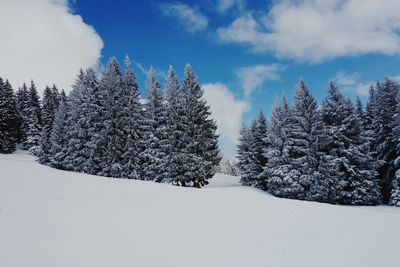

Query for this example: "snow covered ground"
[1,151,400,267]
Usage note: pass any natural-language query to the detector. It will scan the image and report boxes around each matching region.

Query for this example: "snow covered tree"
[286,81,328,201]
[39,86,59,164]
[355,96,366,128]
[140,67,169,181]
[321,82,381,205]
[181,64,220,187]
[64,69,99,173]
[15,83,30,146]
[372,78,399,203]
[120,56,143,179]
[237,122,260,186]
[164,65,187,184]
[26,80,42,155]
[94,57,139,178]
[0,78,19,153]
[49,90,69,169]
[264,97,304,199]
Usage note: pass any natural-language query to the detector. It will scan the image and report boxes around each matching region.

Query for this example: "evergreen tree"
[64,69,99,173]
[164,65,187,184]
[355,96,366,128]
[372,78,399,203]
[0,79,19,153]
[237,121,261,187]
[287,81,328,201]
[181,64,220,187]
[95,57,136,178]
[140,67,169,181]
[39,86,59,164]
[265,97,304,199]
[121,56,143,179]
[26,80,42,155]
[321,82,380,205]
[49,90,69,169]
[15,83,30,146]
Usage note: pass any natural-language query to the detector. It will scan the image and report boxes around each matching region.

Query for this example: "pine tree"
[164,65,187,184]
[286,81,328,201]
[237,122,261,187]
[140,67,169,181]
[26,80,42,155]
[121,56,143,179]
[252,109,270,188]
[265,97,304,199]
[355,96,366,128]
[321,82,380,205]
[39,86,59,164]
[15,83,30,146]
[64,69,99,173]
[95,57,137,178]
[0,79,19,153]
[49,90,69,169]
[372,78,399,203]
[181,64,220,187]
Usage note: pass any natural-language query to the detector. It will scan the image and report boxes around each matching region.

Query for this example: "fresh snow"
[1,151,400,267]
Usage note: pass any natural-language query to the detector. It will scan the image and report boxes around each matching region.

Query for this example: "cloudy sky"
[1,0,400,158]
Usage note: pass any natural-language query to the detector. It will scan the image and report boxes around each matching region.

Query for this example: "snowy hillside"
[1,151,400,267]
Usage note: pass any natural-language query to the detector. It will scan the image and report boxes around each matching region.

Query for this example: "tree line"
[237,78,400,206]
[0,57,220,187]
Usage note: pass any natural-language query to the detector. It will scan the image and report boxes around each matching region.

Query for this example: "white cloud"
[236,64,285,96]
[202,83,249,159]
[217,0,245,13]
[159,3,208,33]
[217,0,400,62]
[333,71,371,96]
[0,0,103,94]
[355,82,373,96]
[334,71,361,87]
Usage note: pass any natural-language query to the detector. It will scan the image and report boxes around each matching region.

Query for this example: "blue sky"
[1,0,400,158]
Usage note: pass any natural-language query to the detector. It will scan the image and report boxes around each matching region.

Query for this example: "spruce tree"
[49,90,69,169]
[140,67,169,181]
[15,83,30,146]
[121,56,143,179]
[39,86,58,164]
[237,121,261,187]
[26,80,42,155]
[321,82,381,205]
[164,65,187,184]
[265,97,304,199]
[96,57,137,178]
[181,64,220,187]
[0,79,19,153]
[64,69,99,173]
[372,78,399,203]
[287,81,328,201]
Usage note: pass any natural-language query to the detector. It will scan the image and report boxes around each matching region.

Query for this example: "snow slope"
[1,151,399,267]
